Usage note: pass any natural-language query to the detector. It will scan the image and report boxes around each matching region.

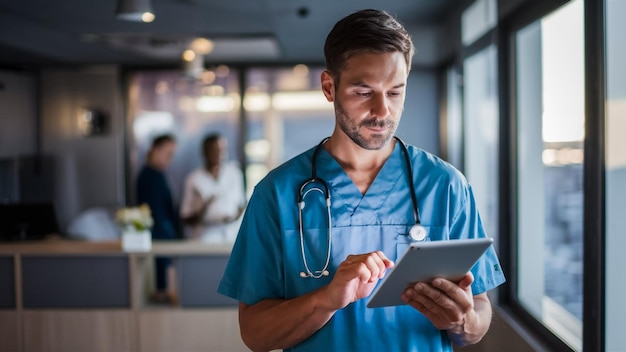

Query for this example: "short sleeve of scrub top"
[217,174,286,304]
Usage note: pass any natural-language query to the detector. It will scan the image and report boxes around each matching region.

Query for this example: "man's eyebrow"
[348,81,406,89]
[349,81,370,88]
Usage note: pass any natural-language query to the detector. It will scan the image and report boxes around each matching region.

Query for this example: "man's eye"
[356,92,372,97]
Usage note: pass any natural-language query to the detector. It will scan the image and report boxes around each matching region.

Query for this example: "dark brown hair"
[202,132,222,152]
[150,134,175,150]
[324,9,414,80]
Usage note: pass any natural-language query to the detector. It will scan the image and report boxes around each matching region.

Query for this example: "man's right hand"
[321,250,394,310]
[182,190,216,226]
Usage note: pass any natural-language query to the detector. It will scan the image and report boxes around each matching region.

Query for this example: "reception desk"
[0,239,247,352]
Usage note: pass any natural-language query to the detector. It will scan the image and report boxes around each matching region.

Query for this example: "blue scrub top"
[218,142,506,352]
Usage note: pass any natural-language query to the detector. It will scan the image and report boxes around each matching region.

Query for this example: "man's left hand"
[401,272,475,331]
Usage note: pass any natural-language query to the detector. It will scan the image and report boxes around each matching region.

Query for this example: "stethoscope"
[297,136,426,279]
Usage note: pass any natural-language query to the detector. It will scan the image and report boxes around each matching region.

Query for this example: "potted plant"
[116,204,153,252]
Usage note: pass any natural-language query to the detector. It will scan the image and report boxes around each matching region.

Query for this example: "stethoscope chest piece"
[409,224,427,241]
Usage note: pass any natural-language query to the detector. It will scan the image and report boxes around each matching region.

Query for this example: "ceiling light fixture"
[182,49,204,79]
[116,0,155,23]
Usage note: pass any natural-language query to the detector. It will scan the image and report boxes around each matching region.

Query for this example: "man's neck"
[205,163,220,178]
[146,160,163,172]
[324,133,395,194]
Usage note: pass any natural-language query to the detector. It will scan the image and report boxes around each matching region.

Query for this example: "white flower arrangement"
[116,204,154,232]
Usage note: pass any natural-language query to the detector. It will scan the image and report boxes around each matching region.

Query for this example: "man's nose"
[370,93,390,118]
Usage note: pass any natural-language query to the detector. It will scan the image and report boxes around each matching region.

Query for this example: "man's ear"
[321,70,335,102]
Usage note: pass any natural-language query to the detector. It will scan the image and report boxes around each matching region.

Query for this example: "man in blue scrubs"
[219,9,506,351]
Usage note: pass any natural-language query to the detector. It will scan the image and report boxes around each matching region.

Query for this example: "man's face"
[153,141,176,170]
[204,138,226,166]
[322,51,408,150]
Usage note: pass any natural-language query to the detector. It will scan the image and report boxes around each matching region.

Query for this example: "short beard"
[334,99,398,150]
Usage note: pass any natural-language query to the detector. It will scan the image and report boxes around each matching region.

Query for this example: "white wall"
[41,66,125,229]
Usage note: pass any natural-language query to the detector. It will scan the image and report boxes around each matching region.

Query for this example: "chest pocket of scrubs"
[394,225,447,261]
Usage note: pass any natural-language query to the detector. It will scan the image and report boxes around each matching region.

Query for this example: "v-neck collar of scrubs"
[315,141,404,225]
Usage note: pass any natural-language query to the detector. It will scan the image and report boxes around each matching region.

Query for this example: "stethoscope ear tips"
[322,270,329,276]
[300,272,308,278]
[299,201,305,210]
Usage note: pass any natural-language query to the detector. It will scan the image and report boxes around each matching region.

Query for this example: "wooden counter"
[0,238,246,352]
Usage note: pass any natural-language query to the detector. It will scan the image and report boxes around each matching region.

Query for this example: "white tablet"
[366,238,493,308]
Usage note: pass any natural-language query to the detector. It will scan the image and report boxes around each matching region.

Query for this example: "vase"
[121,228,152,252]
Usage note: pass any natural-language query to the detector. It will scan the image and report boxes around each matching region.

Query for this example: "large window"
[515,1,584,350]
[463,45,499,241]
[605,0,626,350]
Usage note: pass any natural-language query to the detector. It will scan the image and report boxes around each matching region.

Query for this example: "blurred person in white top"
[180,133,246,243]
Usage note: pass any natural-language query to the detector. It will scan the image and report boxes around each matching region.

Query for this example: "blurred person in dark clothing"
[137,134,179,302]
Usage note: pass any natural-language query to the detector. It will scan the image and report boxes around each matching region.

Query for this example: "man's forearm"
[446,294,492,347]
[182,200,212,225]
[239,287,336,352]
